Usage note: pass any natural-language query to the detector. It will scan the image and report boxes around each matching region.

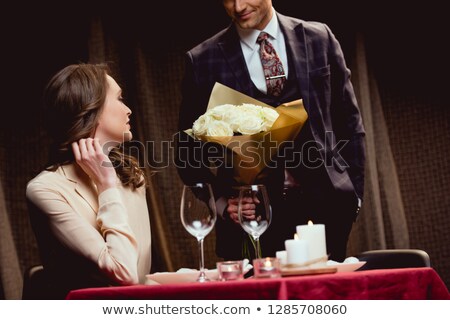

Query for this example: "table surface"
[66,267,450,300]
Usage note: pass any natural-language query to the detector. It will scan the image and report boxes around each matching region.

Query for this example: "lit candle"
[261,259,276,272]
[284,233,309,265]
[220,268,242,280]
[253,257,281,278]
[217,261,243,281]
[276,250,287,265]
[296,221,327,261]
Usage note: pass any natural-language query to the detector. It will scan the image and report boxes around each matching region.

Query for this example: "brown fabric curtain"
[0,174,23,299]
[347,33,410,255]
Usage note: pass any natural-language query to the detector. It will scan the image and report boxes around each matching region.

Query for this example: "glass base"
[197,273,211,282]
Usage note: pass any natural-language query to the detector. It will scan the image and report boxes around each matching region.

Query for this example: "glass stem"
[198,237,206,280]
[254,236,261,259]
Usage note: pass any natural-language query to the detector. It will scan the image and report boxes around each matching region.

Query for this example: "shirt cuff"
[216,196,228,219]
[98,187,121,206]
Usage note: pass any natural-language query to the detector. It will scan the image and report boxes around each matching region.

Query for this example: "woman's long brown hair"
[43,63,145,189]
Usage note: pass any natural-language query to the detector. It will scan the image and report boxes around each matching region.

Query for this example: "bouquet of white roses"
[192,103,279,137]
[185,82,308,185]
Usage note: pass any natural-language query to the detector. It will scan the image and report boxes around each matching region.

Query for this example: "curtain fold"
[132,47,175,272]
[348,33,409,254]
[0,178,23,299]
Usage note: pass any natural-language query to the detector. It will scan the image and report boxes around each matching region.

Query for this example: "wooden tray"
[281,266,337,277]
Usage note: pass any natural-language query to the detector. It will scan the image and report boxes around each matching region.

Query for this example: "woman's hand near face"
[72,138,117,193]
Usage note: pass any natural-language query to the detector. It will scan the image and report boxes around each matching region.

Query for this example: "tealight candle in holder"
[253,257,281,278]
[276,250,287,265]
[216,260,244,281]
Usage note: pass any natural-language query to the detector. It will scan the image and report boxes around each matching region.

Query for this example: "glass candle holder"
[216,260,244,281]
[253,257,281,278]
[276,250,287,265]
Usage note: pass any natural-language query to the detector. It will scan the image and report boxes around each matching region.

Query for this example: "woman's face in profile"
[95,75,132,145]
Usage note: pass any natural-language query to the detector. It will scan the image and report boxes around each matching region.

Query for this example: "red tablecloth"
[66,267,449,300]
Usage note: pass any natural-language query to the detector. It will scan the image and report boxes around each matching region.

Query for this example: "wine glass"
[237,184,272,259]
[180,183,217,282]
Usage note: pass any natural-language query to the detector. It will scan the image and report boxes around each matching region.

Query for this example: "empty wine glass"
[180,183,217,282]
[237,184,271,259]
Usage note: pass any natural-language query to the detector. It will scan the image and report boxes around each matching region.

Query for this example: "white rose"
[236,114,264,135]
[192,103,276,137]
[192,114,212,136]
[261,107,279,130]
[210,104,242,131]
[235,104,264,133]
[206,120,234,136]
[208,104,236,120]
[240,103,264,117]
[224,108,243,132]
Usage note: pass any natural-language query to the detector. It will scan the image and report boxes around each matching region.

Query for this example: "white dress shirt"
[236,7,289,94]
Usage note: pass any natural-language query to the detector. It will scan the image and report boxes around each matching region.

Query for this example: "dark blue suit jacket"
[178,12,365,199]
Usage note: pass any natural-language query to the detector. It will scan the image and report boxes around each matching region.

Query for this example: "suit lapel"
[278,14,310,113]
[60,164,99,213]
[217,25,254,95]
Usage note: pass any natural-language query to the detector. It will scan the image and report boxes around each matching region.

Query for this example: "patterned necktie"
[257,32,286,96]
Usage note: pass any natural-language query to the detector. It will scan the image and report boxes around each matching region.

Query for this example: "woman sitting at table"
[26,63,151,299]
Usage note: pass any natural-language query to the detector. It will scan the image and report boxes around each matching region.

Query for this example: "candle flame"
[308,220,313,226]
[264,259,272,267]
[294,233,299,240]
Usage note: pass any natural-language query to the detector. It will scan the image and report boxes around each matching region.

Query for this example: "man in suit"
[176,0,365,262]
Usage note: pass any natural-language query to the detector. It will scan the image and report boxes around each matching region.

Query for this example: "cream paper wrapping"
[186,82,308,185]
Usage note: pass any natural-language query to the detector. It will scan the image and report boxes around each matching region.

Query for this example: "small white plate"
[331,261,366,272]
[145,269,220,285]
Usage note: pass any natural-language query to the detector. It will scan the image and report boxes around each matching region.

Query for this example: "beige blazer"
[26,163,151,290]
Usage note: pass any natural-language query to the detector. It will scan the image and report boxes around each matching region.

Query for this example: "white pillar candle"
[276,250,287,265]
[296,221,327,261]
[284,238,308,265]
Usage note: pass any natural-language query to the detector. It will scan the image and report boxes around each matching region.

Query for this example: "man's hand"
[226,195,260,224]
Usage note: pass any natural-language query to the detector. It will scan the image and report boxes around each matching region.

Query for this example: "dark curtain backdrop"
[1,2,448,298]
